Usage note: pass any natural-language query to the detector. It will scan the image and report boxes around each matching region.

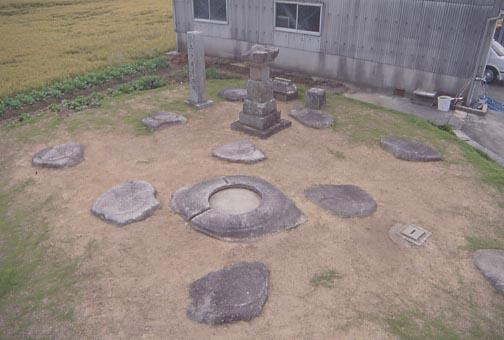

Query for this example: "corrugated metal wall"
[173,0,503,84]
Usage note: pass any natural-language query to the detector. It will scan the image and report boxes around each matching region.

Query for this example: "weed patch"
[465,236,504,251]
[0,177,81,338]
[310,270,342,288]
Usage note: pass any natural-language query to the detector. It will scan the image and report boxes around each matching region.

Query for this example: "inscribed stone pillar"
[186,31,213,109]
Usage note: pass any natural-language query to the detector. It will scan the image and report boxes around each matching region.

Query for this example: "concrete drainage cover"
[187,262,269,325]
[474,250,504,295]
[305,185,377,218]
[389,223,432,248]
[212,140,266,164]
[218,88,248,102]
[380,137,443,162]
[171,175,306,242]
[91,181,161,226]
[32,143,84,168]
[289,108,335,129]
[142,112,187,131]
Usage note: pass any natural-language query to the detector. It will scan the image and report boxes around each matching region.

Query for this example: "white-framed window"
[274,1,322,36]
[193,0,228,24]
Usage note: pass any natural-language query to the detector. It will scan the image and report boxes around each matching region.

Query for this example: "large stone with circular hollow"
[212,140,266,164]
[91,181,161,226]
[171,176,305,242]
[32,143,84,169]
[381,137,443,162]
[289,108,335,129]
[474,250,504,295]
[142,112,187,131]
[187,262,269,325]
[305,185,377,218]
[218,88,247,102]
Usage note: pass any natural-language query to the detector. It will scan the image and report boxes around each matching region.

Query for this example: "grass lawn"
[0,0,175,98]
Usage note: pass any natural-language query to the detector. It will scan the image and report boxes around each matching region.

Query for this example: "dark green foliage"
[49,92,104,112]
[111,75,167,95]
[0,56,169,117]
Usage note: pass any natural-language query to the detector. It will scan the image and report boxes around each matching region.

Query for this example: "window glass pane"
[194,0,209,20]
[210,0,227,21]
[297,5,321,32]
[275,3,297,29]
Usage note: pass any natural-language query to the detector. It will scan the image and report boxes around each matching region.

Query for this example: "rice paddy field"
[0,0,176,98]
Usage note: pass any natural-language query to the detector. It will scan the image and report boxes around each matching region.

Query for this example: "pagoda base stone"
[231,119,291,139]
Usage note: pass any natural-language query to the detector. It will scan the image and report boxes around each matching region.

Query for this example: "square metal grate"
[400,224,432,246]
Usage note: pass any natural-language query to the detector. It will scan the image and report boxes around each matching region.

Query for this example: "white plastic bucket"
[437,96,453,112]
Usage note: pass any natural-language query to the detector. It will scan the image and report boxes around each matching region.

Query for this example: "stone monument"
[186,31,213,109]
[231,45,291,139]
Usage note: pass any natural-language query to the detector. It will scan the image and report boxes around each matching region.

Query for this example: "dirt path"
[6,95,504,339]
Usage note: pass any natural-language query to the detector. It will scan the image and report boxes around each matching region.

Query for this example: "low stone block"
[305,184,377,218]
[240,111,280,130]
[212,140,266,164]
[142,112,187,131]
[187,262,269,325]
[474,250,504,295]
[91,181,160,226]
[247,80,274,103]
[289,108,335,129]
[273,78,298,101]
[306,88,326,109]
[231,119,292,139]
[380,137,443,162]
[32,143,85,169]
[243,99,277,117]
[218,88,248,102]
[250,45,279,64]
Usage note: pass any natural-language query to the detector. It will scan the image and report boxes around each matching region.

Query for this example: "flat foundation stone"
[142,112,187,131]
[212,140,266,164]
[32,143,85,168]
[305,185,377,218]
[91,181,160,226]
[474,250,504,295]
[187,262,269,325]
[231,119,292,139]
[289,108,335,129]
[171,175,306,242]
[381,137,443,162]
[219,88,248,102]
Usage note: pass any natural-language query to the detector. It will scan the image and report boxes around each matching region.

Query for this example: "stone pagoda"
[231,45,291,139]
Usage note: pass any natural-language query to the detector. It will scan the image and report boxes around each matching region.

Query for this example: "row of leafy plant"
[0,56,170,117]
[46,75,167,113]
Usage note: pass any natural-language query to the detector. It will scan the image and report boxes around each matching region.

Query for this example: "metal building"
[173,0,504,101]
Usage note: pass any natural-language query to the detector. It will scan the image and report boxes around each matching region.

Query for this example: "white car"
[485,40,504,83]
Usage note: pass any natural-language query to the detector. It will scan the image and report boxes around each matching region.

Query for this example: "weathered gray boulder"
[305,185,377,218]
[171,176,306,242]
[380,137,443,162]
[218,88,248,102]
[32,143,84,169]
[187,262,269,325]
[474,249,504,295]
[212,140,266,164]
[142,112,187,131]
[91,181,160,226]
[305,88,326,110]
[289,108,335,129]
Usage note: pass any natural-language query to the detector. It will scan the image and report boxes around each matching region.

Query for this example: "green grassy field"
[0,0,176,98]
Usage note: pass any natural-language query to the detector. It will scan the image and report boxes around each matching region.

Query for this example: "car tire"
[484,67,497,84]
